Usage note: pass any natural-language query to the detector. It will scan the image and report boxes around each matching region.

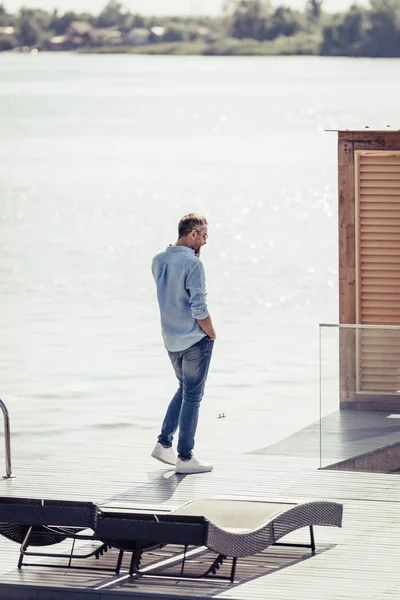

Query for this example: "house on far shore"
[65,21,94,46]
[49,35,68,49]
[91,29,122,46]
[150,27,166,41]
[49,21,97,50]
[124,26,166,45]
[124,27,151,46]
[0,26,15,35]
[48,22,167,50]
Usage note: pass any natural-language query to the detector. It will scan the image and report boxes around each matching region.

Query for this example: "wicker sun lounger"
[0,496,107,569]
[96,497,343,581]
[0,496,343,581]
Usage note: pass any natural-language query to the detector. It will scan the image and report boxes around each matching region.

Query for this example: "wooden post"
[338,133,357,407]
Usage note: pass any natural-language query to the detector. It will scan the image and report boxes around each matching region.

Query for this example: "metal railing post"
[0,399,14,478]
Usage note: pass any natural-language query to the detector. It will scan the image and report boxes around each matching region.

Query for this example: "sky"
[4,0,370,16]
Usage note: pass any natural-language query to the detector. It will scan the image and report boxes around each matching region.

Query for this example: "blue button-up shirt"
[152,246,209,352]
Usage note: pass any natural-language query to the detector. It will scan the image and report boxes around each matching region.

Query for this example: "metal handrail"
[0,399,14,478]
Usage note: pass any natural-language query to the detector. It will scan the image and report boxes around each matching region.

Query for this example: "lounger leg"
[181,545,188,575]
[18,526,33,569]
[116,550,124,575]
[129,543,142,576]
[230,557,237,583]
[274,524,317,554]
[128,548,236,582]
[309,526,315,553]
[67,538,77,567]
[203,554,226,577]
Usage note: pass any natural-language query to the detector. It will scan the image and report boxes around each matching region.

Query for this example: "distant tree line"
[0,0,400,57]
[320,0,400,57]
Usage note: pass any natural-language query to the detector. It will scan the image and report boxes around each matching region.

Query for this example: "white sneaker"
[175,456,213,474]
[151,442,177,466]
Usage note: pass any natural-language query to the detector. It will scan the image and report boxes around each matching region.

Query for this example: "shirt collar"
[166,246,195,255]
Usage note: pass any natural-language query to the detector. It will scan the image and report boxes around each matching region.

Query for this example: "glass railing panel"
[319,324,400,472]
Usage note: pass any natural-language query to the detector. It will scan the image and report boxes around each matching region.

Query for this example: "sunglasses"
[194,229,208,240]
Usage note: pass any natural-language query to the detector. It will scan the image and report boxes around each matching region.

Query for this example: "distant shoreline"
[77,36,321,57]
[2,3,400,59]
[5,44,395,58]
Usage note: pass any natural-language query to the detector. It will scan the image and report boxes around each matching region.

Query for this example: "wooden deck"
[0,411,399,600]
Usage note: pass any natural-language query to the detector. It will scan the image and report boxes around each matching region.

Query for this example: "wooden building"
[338,129,400,411]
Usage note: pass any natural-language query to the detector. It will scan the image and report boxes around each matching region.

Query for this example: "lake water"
[0,52,399,464]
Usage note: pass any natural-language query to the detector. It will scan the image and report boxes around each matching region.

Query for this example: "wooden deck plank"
[0,428,398,600]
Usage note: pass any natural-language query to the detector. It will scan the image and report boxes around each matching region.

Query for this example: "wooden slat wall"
[356,151,400,393]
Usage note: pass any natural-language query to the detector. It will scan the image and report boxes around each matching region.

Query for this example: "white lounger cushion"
[172,497,343,558]
[173,499,297,531]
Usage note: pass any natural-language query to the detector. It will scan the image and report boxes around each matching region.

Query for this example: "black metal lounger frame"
[96,509,319,582]
[0,497,111,571]
[0,496,343,582]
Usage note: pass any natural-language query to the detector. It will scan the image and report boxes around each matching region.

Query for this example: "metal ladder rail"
[0,399,14,478]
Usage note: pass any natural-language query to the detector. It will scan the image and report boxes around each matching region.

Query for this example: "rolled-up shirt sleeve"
[186,261,209,320]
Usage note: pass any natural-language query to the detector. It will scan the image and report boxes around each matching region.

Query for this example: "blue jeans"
[158,336,214,460]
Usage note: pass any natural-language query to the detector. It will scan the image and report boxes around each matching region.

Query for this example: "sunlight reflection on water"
[1,53,398,460]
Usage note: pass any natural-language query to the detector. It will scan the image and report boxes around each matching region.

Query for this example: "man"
[151,213,216,474]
